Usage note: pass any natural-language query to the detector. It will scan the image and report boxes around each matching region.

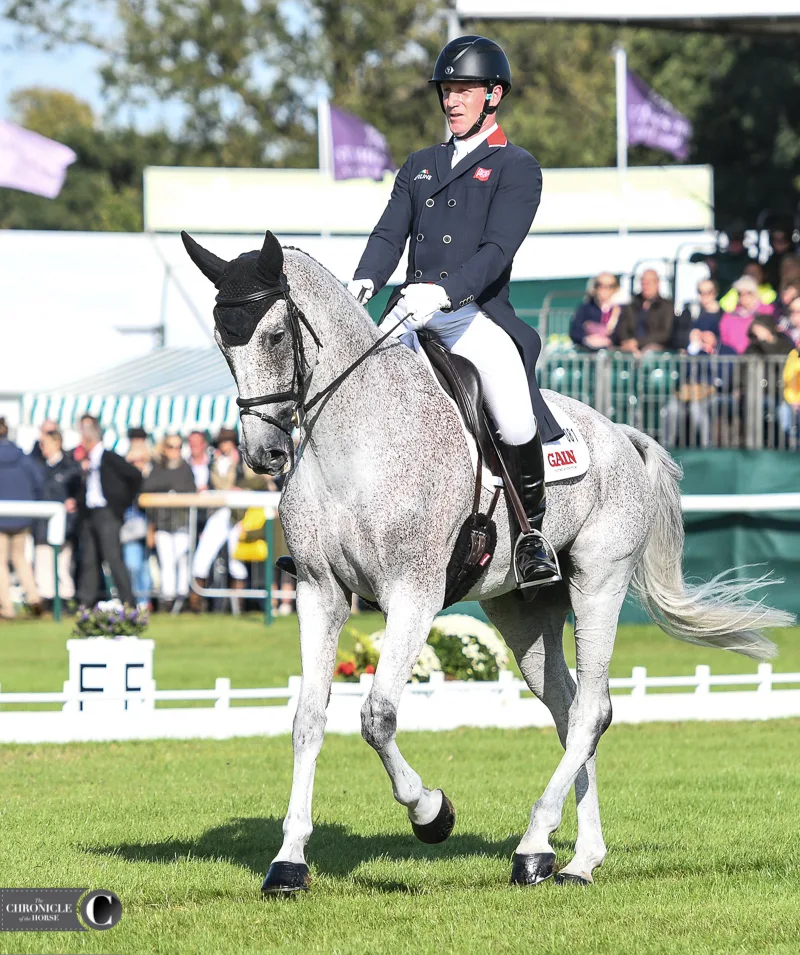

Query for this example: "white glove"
[346,277,374,304]
[399,283,451,326]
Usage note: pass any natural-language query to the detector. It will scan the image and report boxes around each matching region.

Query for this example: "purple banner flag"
[330,104,396,181]
[626,70,692,161]
[0,120,77,199]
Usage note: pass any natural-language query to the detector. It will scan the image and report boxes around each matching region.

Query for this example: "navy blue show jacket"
[354,126,563,443]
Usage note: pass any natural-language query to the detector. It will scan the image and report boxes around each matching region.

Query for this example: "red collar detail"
[487,126,507,147]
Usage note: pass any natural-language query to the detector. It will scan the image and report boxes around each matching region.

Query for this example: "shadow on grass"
[88,815,524,880]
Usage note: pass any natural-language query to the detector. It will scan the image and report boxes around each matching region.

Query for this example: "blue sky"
[0,22,106,120]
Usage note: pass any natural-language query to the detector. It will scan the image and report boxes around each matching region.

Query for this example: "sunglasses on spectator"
[165,442,182,450]
[698,288,716,296]
[595,281,616,289]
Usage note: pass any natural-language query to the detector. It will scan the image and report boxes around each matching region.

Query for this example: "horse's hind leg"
[508,561,630,886]
[482,585,607,886]
[361,590,455,841]
[262,572,351,894]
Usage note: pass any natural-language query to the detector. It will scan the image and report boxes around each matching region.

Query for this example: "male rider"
[345,35,562,589]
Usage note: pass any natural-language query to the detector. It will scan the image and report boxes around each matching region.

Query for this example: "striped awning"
[19,348,240,454]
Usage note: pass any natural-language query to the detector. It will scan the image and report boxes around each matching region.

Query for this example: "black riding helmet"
[429,35,512,138]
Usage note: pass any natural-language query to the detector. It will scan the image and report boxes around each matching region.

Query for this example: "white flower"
[431,614,509,669]
[412,644,443,682]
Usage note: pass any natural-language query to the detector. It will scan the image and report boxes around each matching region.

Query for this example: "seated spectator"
[0,417,43,619]
[686,315,735,358]
[746,314,793,357]
[718,277,773,355]
[775,281,799,322]
[142,434,196,612]
[568,273,622,351]
[778,295,800,349]
[765,229,796,290]
[32,428,81,613]
[614,269,674,356]
[781,347,800,443]
[122,440,153,610]
[673,279,721,351]
[690,226,751,297]
[187,430,212,492]
[720,262,777,313]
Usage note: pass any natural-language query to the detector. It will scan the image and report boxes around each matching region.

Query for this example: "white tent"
[453,1,800,35]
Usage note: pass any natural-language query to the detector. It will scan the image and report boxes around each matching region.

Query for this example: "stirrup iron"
[513,528,562,589]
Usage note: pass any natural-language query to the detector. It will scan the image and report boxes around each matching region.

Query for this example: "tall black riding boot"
[512,431,561,590]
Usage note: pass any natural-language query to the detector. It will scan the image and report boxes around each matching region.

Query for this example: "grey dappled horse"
[183,231,792,892]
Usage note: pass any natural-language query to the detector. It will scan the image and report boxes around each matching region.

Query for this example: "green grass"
[1,616,800,953]
[1,613,799,695]
[1,722,799,954]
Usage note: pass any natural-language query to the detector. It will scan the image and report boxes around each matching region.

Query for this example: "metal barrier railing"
[137,491,291,624]
[539,352,798,450]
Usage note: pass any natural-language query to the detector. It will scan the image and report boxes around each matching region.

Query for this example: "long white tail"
[619,425,794,661]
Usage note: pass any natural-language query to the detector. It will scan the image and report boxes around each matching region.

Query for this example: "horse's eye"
[270,329,286,346]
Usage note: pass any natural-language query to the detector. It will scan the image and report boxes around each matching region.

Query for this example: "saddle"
[419,333,534,607]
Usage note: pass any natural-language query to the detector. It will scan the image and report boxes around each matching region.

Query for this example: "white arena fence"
[1,666,800,744]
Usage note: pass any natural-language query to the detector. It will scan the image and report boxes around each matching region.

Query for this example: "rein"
[229,280,418,429]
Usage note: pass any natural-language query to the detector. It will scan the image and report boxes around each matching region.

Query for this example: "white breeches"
[382,300,537,445]
[191,508,248,581]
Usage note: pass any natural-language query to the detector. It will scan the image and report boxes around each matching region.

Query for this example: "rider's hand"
[400,283,451,325]
[346,278,374,304]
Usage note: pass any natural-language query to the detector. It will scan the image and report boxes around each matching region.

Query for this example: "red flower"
[336,661,356,676]
[365,665,375,674]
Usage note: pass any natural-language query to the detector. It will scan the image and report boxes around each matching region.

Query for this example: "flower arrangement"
[334,614,508,683]
[72,600,149,639]
[335,628,379,682]
[427,614,509,682]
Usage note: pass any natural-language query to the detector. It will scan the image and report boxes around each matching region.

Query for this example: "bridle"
[218,277,321,439]
[225,277,424,442]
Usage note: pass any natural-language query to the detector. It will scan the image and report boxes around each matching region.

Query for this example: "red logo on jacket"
[473,167,492,181]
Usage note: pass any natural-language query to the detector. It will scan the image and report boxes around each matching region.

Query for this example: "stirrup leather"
[513,529,562,589]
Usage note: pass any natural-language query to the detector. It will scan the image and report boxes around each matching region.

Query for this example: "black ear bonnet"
[181,230,288,346]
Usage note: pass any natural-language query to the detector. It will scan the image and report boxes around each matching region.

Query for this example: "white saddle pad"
[542,403,591,483]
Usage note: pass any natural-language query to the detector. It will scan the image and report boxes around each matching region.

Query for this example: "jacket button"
[439,271,448,279]
[442,235,452,244]
[414,269,422,278]
[416,233,424,242]
[448,199,456,207]
[425,198,435,207]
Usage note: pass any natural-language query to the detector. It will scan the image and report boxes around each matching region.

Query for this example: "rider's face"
[441,82,502,138]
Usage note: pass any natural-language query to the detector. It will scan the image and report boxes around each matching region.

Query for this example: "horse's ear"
[181,231,228,284]
[256,230,284,285]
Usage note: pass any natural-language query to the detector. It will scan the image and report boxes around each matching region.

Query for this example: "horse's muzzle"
[242,446,288,476]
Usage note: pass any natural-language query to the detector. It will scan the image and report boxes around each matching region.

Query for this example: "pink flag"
[0,120,77,199]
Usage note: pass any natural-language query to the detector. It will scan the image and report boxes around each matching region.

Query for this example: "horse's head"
[182,230,313,476]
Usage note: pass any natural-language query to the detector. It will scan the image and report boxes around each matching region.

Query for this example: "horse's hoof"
[510,852,556,886]
[555,871,590,887]
[261,861,310,896]
[411,792,456,844]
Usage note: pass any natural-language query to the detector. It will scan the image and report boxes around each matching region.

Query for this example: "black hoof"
[555,872,590,887]
[261,861,310,896]
[510,852,556,886]
[411,792,456,844]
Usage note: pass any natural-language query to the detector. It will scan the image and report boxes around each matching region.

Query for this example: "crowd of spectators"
[0,415,291,620]
[568,227,800,446]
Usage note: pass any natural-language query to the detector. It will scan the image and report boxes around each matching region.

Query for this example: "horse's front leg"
[262,572,350,895]
[361,589,456,843]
